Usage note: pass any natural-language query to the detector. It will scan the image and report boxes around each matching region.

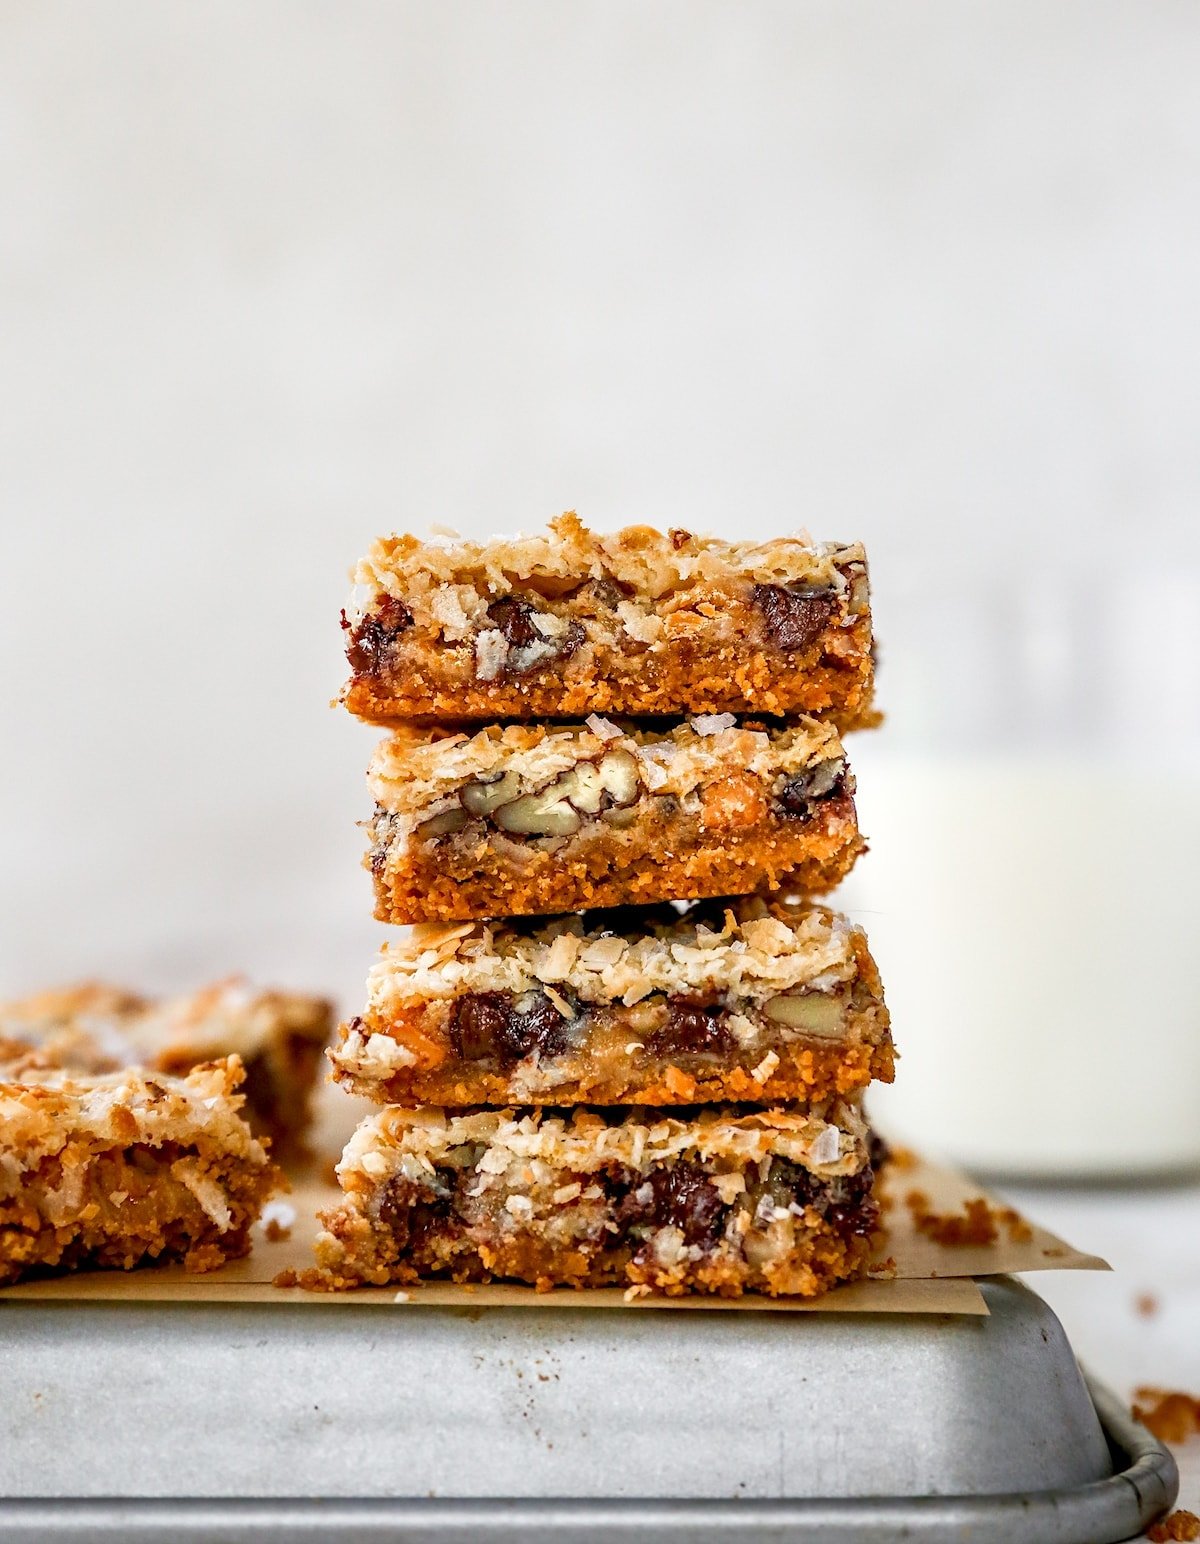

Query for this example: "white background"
[3,1,1199,1001]
[2,7,1199,1512]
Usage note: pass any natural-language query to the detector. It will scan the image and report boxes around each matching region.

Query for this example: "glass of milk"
[839,563,1200,1180]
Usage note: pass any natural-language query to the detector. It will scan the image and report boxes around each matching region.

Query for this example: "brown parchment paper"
[0,1152,1106,1317]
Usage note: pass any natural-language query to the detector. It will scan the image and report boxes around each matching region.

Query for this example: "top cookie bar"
[341,513,874,724]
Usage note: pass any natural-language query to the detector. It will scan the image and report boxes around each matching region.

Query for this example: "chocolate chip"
[486,596,540,648]
[485,597,586,674]
[644,998,735,1058]
[753,583,835,652]
[448,990,578,1066]
[769,1160,878,1239]
[775,762,847,820]
[823,1166,879,1239]
[619,1161,726,1246]
[375,1174,417,1238]
[585,578,630,610]
[342,595,413,676]
[376,1170,457,1258]
[769,1158,819,1211]
[514,992,577,1061]
[448,992,512,1061]
[551,620,586,660]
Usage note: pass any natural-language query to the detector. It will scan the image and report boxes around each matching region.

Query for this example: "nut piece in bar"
[0,1054,282,1286]
[340,513,874,725]
[366,715,864,924]
[331,898,892,1107]
[299,1102,878,1297]
[0,980,334,1163]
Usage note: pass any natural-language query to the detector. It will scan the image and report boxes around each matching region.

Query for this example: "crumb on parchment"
[1134,1389,1200,1445]
[903,1190,1032,1247]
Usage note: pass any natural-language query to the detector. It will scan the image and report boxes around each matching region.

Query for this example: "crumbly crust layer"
[300,1102,877,1296]
[332,1042,891,1112]
[0,980,333,1162]
[331,899,892,1106]
[372,813,860,924]
[341,513,874,724]
[0,1056,282,1286]
[366,719,863,923]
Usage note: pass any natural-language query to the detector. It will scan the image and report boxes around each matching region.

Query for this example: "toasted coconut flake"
[691,713,737,736]
[584,713,624,740]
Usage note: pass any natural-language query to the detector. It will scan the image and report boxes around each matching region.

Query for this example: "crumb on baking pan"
[903,1191,1032,1247]
[1147,1509,1200,1542]
[1133,1388,1200,1445]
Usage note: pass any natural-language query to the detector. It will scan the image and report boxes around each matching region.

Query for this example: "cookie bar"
[0,980,333,1162]
[341,513,874,725]
[331,899,892,1107]
[0,1055,282,1286]
[366,715,864,923]
[301,1102,877,1296]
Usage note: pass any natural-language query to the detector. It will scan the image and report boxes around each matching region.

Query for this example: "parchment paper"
[0,1150,1105,1317]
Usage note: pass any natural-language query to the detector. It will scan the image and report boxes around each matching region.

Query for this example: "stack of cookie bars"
[314,514,892,1297]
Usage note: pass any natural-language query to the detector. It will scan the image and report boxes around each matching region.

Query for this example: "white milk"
[839,750,1200,1177]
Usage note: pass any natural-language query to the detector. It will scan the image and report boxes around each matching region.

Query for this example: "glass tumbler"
[839,561,1200,1180]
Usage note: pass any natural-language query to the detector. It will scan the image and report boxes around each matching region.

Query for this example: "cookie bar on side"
[366,715,864,923]
[0,1055,282,1286]
[331,899,892,1107]
[0,980,334,1162]
[301,1102,878,1297]
[341,513,874,725]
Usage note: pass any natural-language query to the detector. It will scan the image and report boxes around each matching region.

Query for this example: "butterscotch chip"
[0,980,333,1163]
[366,716,864,923]
[296,1101,879,1297]
[0,1055,282,1286]
[340,513,874,725]
[331,897,892,1107]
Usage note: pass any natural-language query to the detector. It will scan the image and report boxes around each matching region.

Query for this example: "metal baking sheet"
[0,1276,1177,1542]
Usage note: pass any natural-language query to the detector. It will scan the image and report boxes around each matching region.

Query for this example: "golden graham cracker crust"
[341,513,874,725]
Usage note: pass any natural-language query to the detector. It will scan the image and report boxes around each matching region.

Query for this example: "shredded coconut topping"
[691,713,737,736]
[584,714,624,741]
[337,1102,869,1196]
[366,898,864,1012]
[349,513,865,633]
